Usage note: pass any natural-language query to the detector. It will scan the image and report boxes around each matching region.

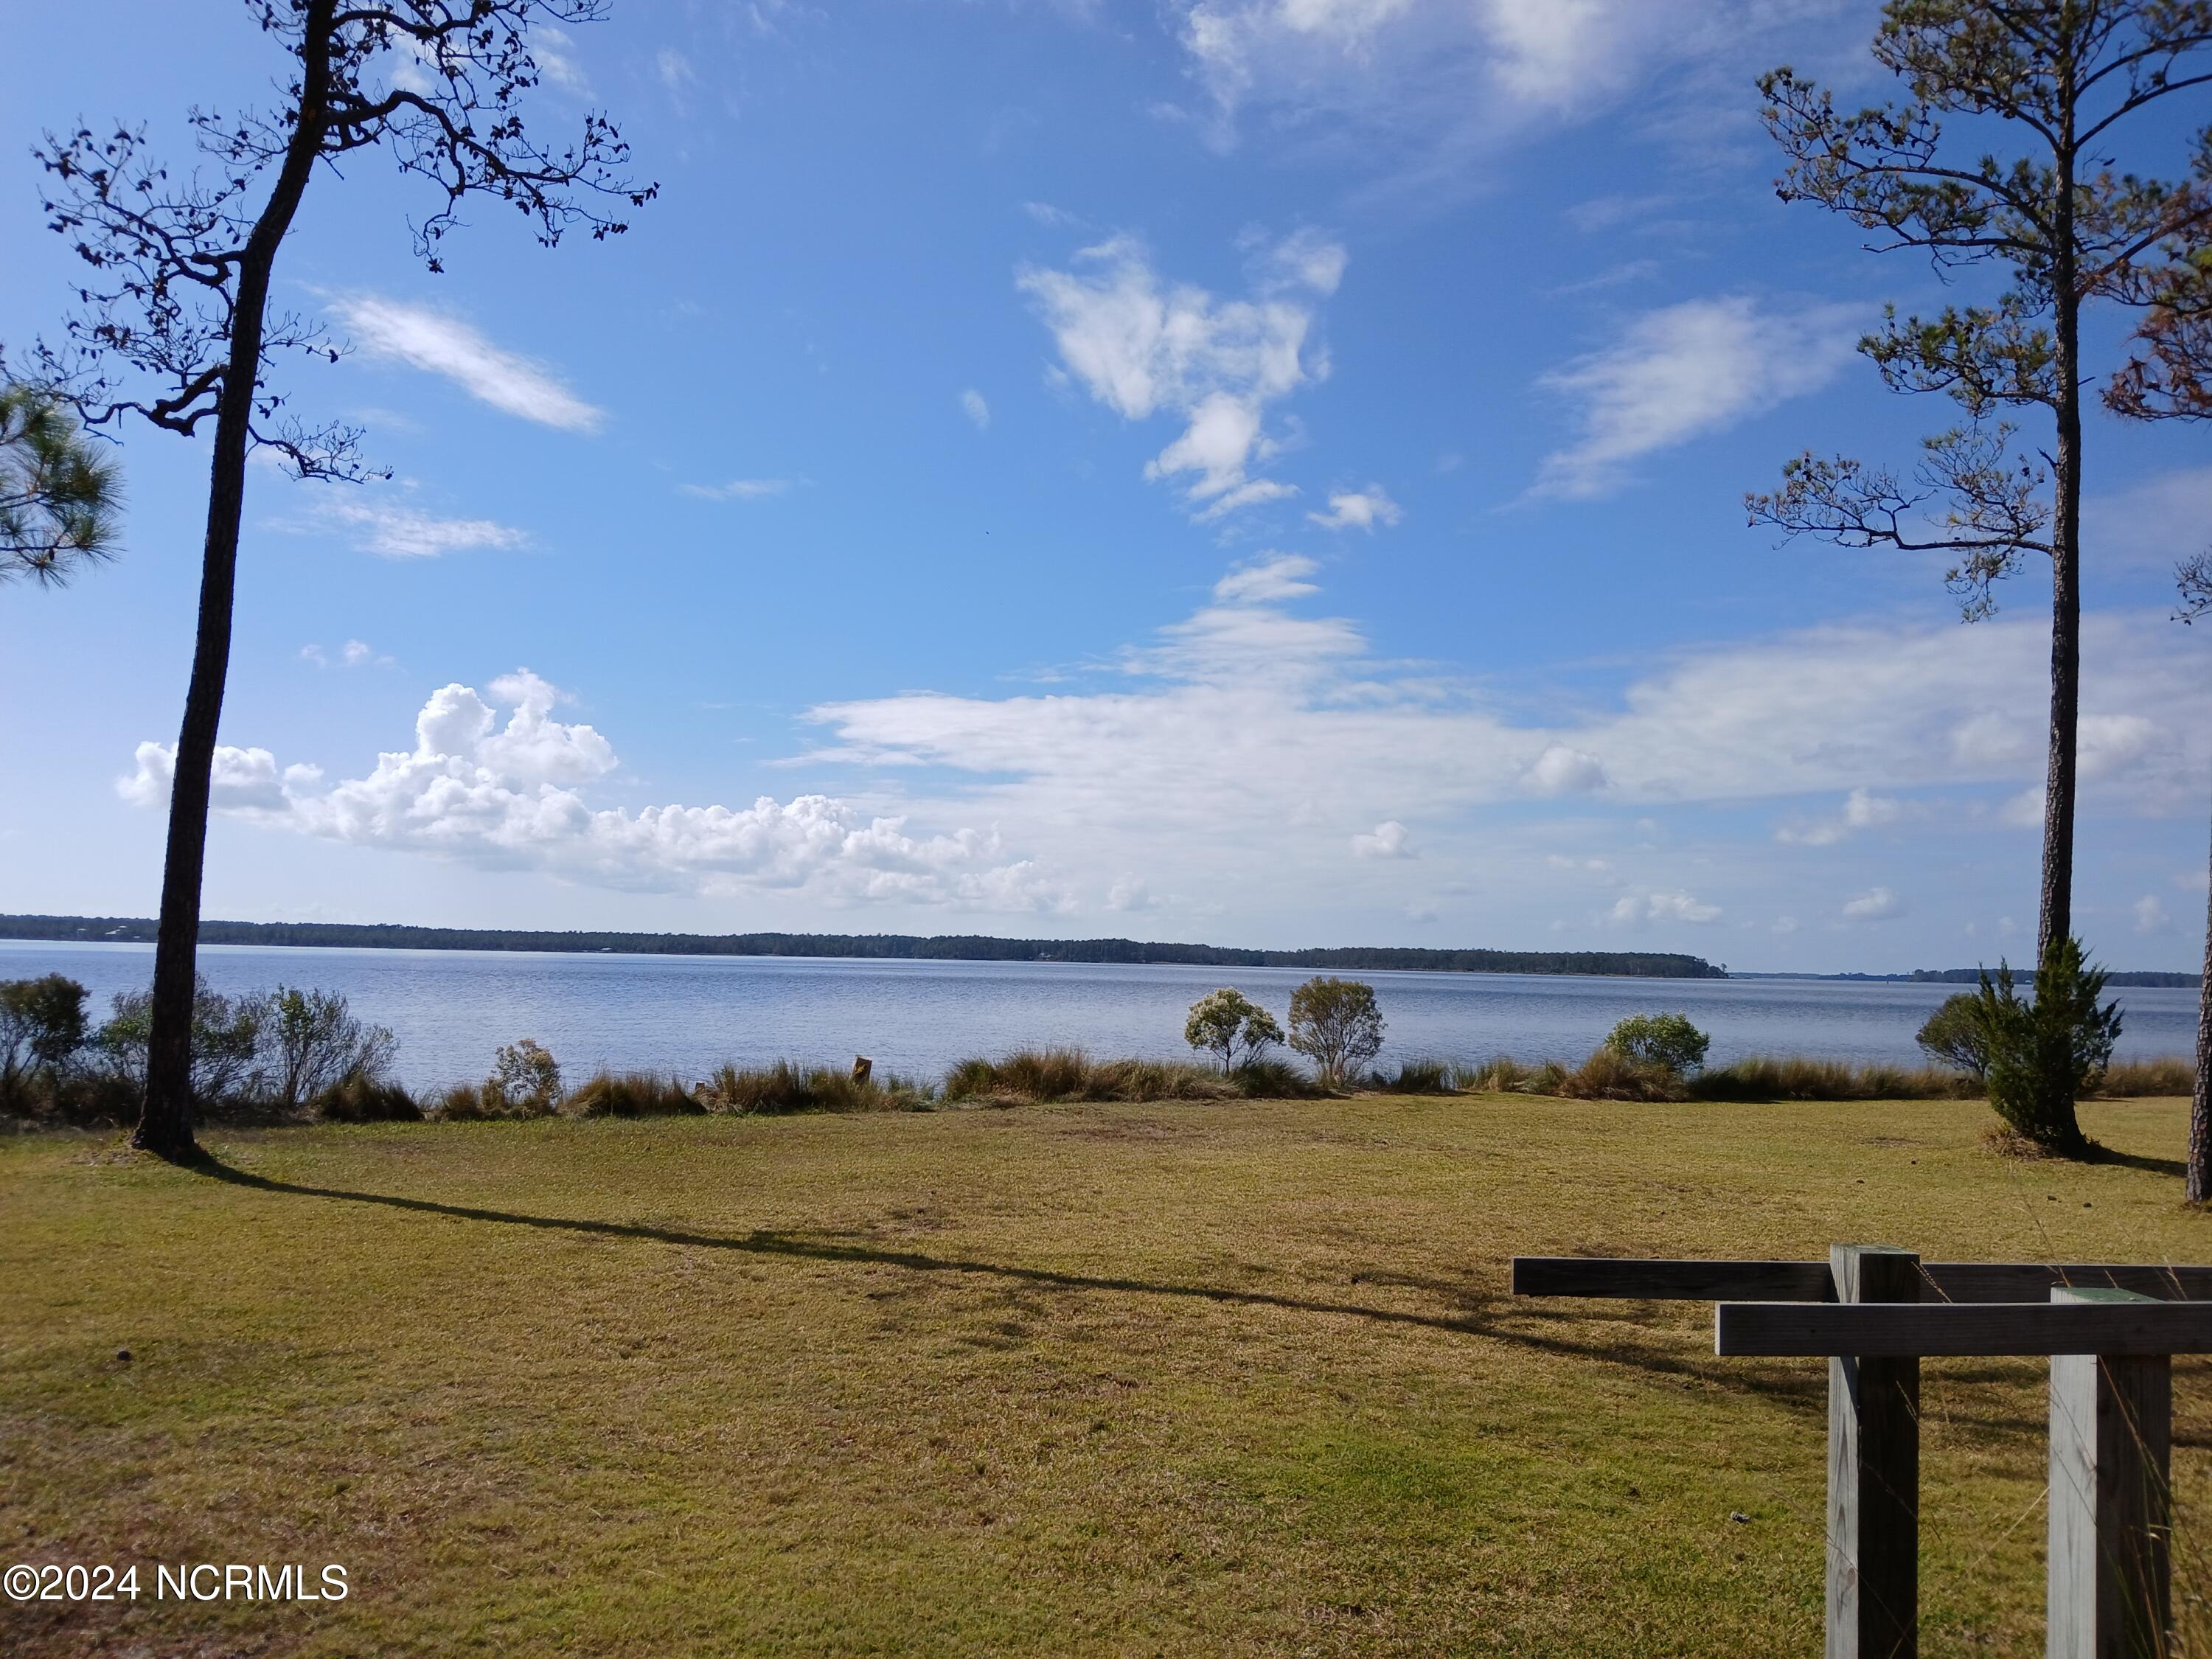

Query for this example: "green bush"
[94,978,268,1106]
[1231,1056,1318,1099]
[1184,989,1284,1074]
[0,975,90,1107]
[942,1051,1239,1105]
[266,986,397,1111]
[563,1071,704,1118]
[1974,941,2121,1155]
[489,1039,563,1116]
[1287,977,1385,1088]
[1915,993,1989,1081]
[1602,1012,1711,1076]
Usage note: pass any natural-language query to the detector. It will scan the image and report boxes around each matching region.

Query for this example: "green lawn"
[2,1095,2208,1656]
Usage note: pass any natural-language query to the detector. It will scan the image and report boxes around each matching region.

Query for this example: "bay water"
[0,940,2197,1093]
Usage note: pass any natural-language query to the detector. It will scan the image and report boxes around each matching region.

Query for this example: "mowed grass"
[2,1094,2208,1657]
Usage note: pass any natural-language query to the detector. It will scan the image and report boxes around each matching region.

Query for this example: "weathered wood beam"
[2048,1289,2173,1659]
[1509,1259,2212,1304]
[1717,1300,2212,1359]
[1828,1245,1921,1659]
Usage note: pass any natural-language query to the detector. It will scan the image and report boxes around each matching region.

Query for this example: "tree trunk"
[133,7,334,1159]
[2191,786,2211,1205]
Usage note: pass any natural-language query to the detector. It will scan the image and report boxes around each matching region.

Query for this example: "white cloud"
[1842,886,1906,921]
[1105,876,1157,911]
[961,389,991,430]
[1352,819,1411,858]
[1307,484,1402,530]
[119,672,1063,910]
[2135,895,2171,933]
[1533,296,1860,498]
[1524,744,1606,796]
[1019,232,1339,517]
[1214,552,1319,604]
[682,479,791,501]
[1023,201,1079,227]
[1773,916,1799,934]
[1166,0,1863,167]
[532,25,592,94]
[655,48,696,92]
[1610,891,1720,925]
[1777,787,1905,846]
[294,496,530,560]
[331,296,604,433]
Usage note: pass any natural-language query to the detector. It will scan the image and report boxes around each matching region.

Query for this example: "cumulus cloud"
[1307,485,1402,530]
[961,389,991,429]
[1019,232,1340,517]
[1841,886,1906,921]
[1533,296,1860,498]
[1523,744,1606,796]
[331,296,604,432]
[119,672,1063,910]
[1352,819,1411,858]
[2135,895,2171,933]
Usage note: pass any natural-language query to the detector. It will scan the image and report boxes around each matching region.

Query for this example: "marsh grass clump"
[942,1049,1240,1105]
[1559,1047,1688,1102]
[309,1072,424,1123]
[2091,1057,2194,1097]
[1369,1057,1454,1095]
[563,1071,703,1119]
[698,1061,931,1116]
[1691,1057,1972,1103]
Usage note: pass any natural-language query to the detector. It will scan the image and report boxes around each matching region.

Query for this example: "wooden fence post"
[2048,1287,2173,1659]
[1829,1244,1921,1659]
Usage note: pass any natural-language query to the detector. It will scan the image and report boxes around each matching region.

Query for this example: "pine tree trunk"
[2190,790,2211,1205]
[133,7,334,1159]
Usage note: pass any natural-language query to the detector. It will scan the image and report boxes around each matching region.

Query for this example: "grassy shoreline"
[3,1093,2205,1656]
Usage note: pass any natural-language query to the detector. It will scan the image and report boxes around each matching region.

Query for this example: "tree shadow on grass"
[186,1150,1831,1416]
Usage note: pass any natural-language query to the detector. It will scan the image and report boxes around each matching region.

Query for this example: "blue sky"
[2,0,2209,970]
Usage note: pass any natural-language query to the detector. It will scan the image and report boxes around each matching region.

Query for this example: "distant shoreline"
[0,914,1730,980]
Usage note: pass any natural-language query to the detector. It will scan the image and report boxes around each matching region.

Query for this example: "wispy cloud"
[1019,231,1342,518]
[290,495,530,559]
[961,388,991,430]
[1531,295,1860,498]
[331,296,604,433]
[681,478,792,501]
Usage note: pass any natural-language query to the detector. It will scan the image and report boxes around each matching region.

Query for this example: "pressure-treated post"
[1829,1245,1920,1659]
[2048,1287,2172,1659]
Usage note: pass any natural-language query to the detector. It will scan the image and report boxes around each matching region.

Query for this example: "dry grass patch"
[1,1093,2208,1656]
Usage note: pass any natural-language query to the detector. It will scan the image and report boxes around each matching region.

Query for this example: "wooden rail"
[1511,1256,2212,1303]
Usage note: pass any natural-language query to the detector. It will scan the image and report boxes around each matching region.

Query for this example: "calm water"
[1,941,2197,1091]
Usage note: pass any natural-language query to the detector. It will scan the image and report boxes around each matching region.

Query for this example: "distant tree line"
[1905,968,2197,990]
[0,915,1728,979]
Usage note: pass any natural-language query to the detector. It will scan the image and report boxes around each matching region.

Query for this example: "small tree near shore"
[1184,990,1283,1075]
[1287,977,1385,1088]
[1915,993,1989,1082]
[1604,1013,1710,1077]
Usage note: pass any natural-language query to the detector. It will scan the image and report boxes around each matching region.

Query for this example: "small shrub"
[425,1081,509,1121]
[1,975,90,1108]
[1560,1047,1688,1102]
[1184,989,1284,1074]
[942,1051,1238,1104]
[1287,977,1385,1088]
[310,1072,423,1123]
[1915,992,1989,1081]
[489,1039,563,1116]
[266,987,397,1110]
[1975,942,2121,1156]
[1370,1057,1453,1094]
[1603,1012,1711,1076]
[1450,1054,1560,1093]
[94,978,268,1106]
[563,1071,703,1118]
